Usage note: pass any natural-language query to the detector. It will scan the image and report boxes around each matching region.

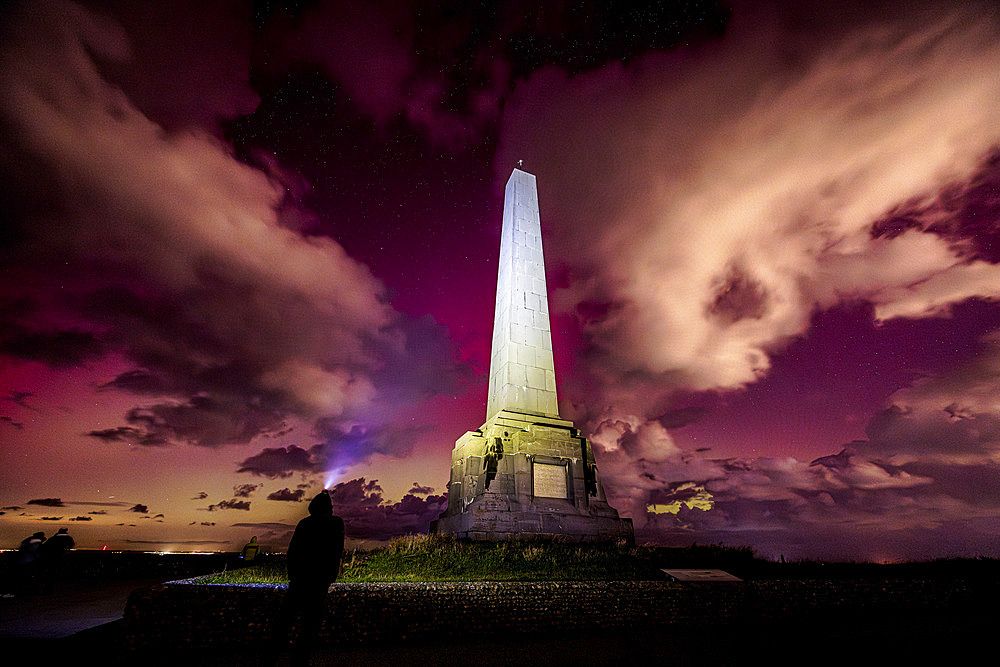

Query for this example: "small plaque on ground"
[661,569,742,582]
[533,462,567,498]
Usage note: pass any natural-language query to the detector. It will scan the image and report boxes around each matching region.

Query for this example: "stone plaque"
[533,462,567,498]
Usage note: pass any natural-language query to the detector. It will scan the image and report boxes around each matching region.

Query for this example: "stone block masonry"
[124,577,998,650]
[433,168,633,543]
[487,169,558,420]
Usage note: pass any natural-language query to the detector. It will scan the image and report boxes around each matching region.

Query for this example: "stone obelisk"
[431,168,633,542]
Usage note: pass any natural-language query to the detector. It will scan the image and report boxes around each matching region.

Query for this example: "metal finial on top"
[518,159,523,168]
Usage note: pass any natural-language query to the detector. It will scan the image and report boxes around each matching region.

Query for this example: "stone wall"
[124,577,995,650]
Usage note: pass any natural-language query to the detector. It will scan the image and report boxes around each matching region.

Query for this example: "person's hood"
[308,491,333,516]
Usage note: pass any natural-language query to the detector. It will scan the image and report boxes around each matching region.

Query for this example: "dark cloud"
[192,491,208,500]
[88,510,107,515]
[207,499,251,511]
[87,426,169,447]
[125,539,228,545]
[407,483,434,495]
[4,391,34,408]
[68,516,92,521]
[1,416,24,429]
[232,522,294,531]
[655,406,710,430]
[100,398,287,448]
[129,504,148,513]
[0,327,105,368]
[237,445,323,478]
[2,506,22,511]
[40,516,63,521]
[266,488,305,502]
[27,498,65,507]
[233,483,262,498]
[324,477,448,541]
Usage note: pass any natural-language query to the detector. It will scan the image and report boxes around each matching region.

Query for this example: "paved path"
[0,579,159,639]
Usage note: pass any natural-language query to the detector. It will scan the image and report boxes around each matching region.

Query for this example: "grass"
[196,534,757,584]
[191,536,1000,585]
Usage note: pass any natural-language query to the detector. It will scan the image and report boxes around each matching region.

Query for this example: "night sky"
[3,0,1000,560]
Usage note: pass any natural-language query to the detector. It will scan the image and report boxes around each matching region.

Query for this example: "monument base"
[431,491,633,542]
[431,409,634,544]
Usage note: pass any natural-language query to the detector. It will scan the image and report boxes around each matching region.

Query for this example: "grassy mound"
[197,535,747,584]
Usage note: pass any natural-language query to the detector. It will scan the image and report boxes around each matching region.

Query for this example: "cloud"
[4,391,34,408]
[325,477,448,540]
[266,488,305,502]
[191,492,208,500]
[233,522,296,530]
[207,499,251,511]
[125,539,228,545]
[40,517,63,521]
[586,349,1000,559]
[233,483,262,498]
[0,0,463,461]
[86,426,169,447]
[0,327,106,368]
[237,445,323,479]
[407,483,434,495]
[129,504,148,513]
[68,516,92,521]
[28,498,65,507]
[498,2,1000,404]
[1,416,25,429]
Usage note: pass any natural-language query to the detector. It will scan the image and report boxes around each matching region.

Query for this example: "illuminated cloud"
[493,2,1000,559]
[0,0,466,465]
[500,2,1000,398]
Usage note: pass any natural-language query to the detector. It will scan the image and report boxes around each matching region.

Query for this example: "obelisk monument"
[431,168,633,542]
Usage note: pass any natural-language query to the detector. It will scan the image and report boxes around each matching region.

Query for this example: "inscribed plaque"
[533,462,567,498]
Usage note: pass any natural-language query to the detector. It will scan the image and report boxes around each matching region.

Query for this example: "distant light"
[102,545,108,551]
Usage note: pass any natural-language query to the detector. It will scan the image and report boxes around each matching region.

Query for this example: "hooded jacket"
[286,492,345,588]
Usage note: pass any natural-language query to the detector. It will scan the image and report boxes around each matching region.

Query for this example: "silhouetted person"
[241,535,260,563]
[269,491,344,666]
[38,527,74,593]
[12,532,45,595]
